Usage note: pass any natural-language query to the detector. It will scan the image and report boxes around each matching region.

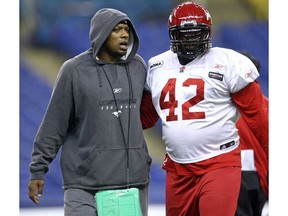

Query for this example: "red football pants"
[166,166,241,216]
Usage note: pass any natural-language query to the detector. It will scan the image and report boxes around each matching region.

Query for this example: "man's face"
[102,22,130,62]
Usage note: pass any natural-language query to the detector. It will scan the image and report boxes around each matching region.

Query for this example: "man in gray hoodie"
[28,8,151,216]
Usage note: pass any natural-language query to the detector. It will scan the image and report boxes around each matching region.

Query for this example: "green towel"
[95,188,142,216]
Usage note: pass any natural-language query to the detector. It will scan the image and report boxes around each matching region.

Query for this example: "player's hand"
[29,179,45,204]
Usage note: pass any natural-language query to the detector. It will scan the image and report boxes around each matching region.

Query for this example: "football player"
[140,2,268,216]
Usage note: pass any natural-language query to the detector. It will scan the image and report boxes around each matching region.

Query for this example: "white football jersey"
[145,47,259,163]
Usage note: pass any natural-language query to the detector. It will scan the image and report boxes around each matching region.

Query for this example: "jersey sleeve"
[140,90,159,129]
[231,81,268,159]
[226,51,260,93]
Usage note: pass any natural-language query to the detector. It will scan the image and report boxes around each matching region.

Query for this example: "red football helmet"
[168,2,212,60]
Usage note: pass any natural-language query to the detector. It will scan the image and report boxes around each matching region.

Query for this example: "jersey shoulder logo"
[213,63,227,70]
[149,60,163,70]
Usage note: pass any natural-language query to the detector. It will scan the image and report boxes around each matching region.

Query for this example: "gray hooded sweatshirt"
[29,8,152,191]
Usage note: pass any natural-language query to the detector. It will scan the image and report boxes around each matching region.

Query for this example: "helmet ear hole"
[168,2,212,60]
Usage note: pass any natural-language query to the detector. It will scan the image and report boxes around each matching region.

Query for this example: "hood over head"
[89,8,139,62]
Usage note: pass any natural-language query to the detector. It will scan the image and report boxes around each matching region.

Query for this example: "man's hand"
[29,179,45,204]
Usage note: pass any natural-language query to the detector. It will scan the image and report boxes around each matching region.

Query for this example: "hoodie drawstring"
[96,65,103,87]
[100,64,132,188]
[124,64,135,104]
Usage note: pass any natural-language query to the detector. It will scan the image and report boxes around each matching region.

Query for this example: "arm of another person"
[232,81,268,160]
[140,90,159,129]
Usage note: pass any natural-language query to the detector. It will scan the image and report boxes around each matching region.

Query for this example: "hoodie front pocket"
[76,149,129,186]
[77,149,100,176]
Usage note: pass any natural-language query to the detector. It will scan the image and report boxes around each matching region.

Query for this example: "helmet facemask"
[169,24,212,60]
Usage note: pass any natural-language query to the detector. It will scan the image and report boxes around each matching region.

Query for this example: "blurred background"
[19,0,268,215]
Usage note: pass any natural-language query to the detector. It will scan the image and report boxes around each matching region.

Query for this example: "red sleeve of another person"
[231,81,269,160]
[236,108,269,196]
[140,90,159,129]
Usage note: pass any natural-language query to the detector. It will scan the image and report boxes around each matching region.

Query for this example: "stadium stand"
[20,63,64,207]
[240,0,268,20]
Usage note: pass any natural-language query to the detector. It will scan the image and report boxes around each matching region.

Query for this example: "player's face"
[99,23,130,63]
